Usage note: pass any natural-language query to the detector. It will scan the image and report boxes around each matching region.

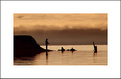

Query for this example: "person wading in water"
[45,38,49,56]
[93,42,97,53]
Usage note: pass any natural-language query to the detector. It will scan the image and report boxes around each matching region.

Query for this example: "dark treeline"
[14,28,107,45]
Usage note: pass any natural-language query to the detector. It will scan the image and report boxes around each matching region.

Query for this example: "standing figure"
[45,38,49,56]
[61,47,65,53]
[93,42,97,53]
[61,47,65,51]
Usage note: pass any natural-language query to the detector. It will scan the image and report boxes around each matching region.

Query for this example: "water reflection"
[14,57,35,65]
[46,51,48,65]
[61,50,64,56]
[93,53,97,56]
[14,45,107,65]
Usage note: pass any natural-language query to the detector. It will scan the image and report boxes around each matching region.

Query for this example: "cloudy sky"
[14,13,107,45]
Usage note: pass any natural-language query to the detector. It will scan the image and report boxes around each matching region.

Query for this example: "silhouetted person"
[45,38,49,56]
[71,49,74,53]
[61,50,64,54]
[61,47,65,53]
[70,48,75,51]
[93,42,97,53]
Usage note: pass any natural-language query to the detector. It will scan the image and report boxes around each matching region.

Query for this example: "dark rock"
[14,35,49,57]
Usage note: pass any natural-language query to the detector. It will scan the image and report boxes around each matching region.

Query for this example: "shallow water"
[14,45,107,65]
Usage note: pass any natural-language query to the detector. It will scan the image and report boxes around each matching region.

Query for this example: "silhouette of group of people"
[44,38,98,65]
[59,47,76,52]
[45,38,97,54]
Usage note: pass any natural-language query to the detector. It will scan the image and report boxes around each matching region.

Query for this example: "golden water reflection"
[14,45,107,65]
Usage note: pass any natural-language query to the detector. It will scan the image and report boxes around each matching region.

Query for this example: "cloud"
[14,14,107,30]
[14,24,107,32]
[14,14,107,45]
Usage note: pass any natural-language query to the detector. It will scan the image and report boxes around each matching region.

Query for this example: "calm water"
[14,45,107,65]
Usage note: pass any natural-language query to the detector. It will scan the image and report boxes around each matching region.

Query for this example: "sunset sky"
[14,14,107,45]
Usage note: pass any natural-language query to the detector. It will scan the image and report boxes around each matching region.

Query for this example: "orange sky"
[14,13,107,45]
[14,13,107,31]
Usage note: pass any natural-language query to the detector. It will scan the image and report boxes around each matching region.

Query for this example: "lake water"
[14,45,107,65]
